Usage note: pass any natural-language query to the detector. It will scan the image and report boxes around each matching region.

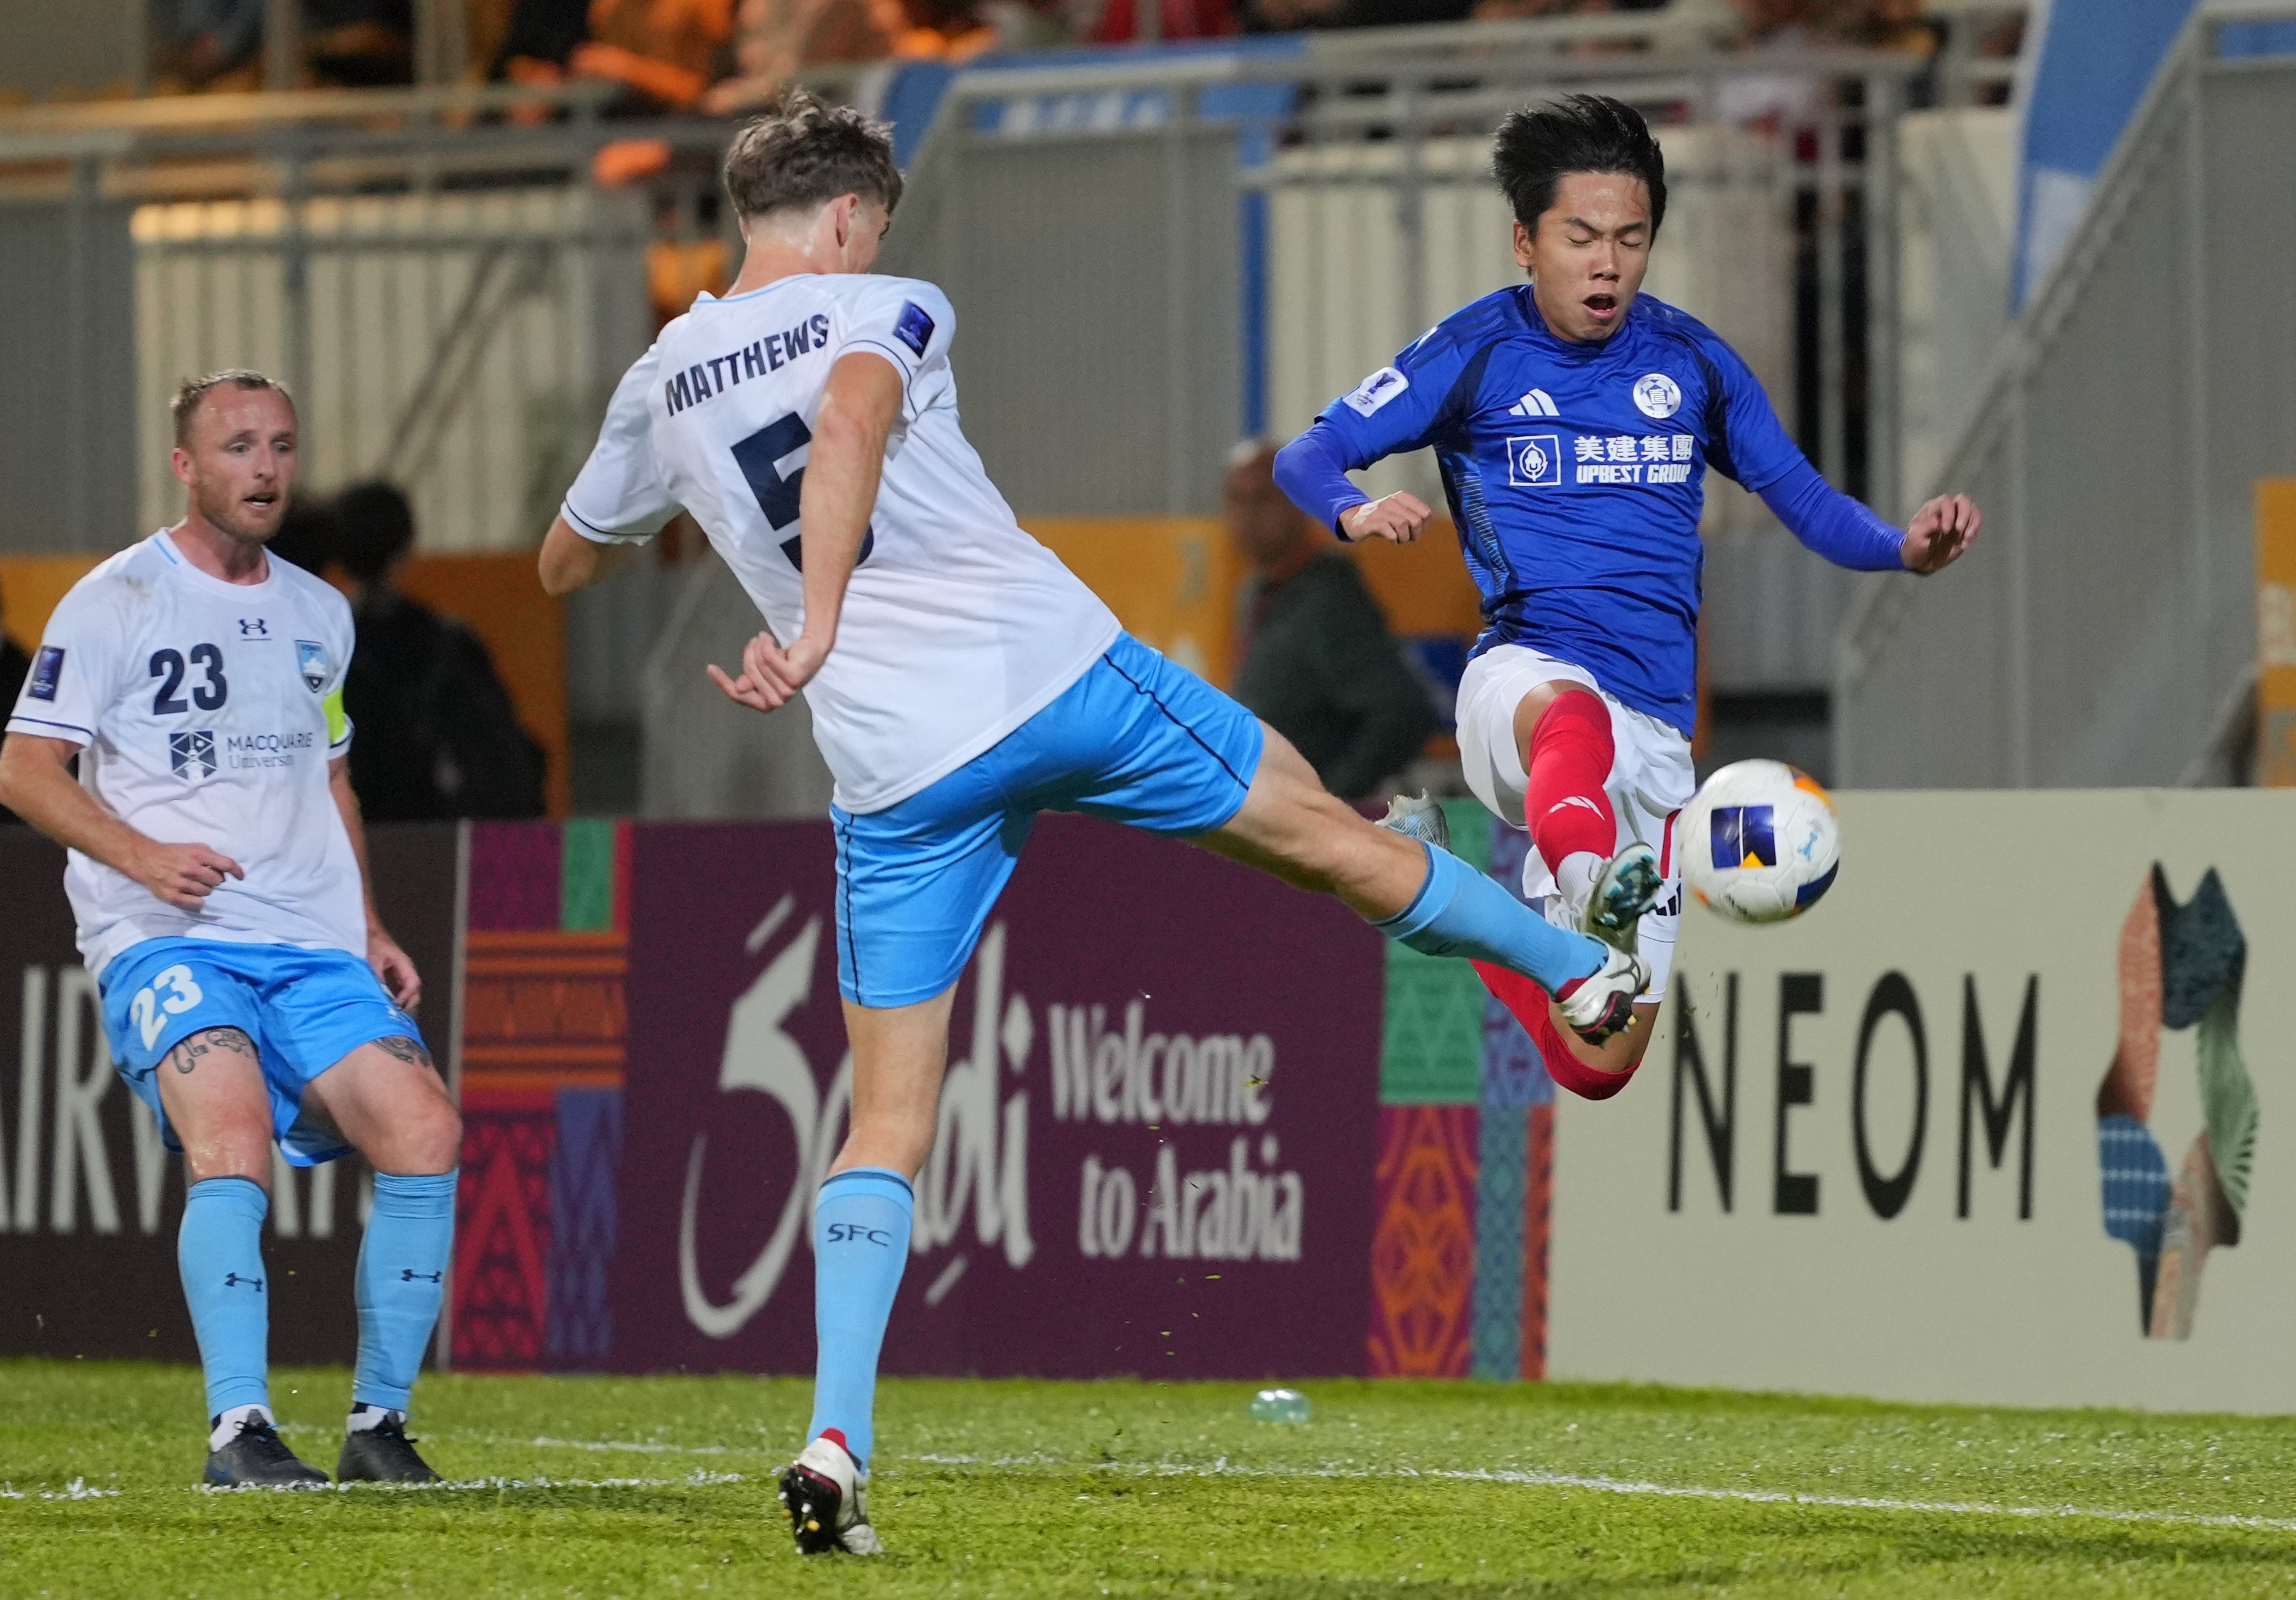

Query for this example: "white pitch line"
[1,1470,748,1504]
[905,1454,2296,1537]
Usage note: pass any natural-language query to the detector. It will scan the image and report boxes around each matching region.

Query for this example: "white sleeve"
[5,580,128,749]
[562,345,679,545]
[831,279,955,419]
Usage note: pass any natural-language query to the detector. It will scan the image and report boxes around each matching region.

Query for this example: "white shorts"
[1456,644,1696,1001]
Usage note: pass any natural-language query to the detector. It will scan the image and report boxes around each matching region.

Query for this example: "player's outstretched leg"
[1208,732,1645,1045]
[152,1029,329,1488]
[781,991,953,1556]
[302,1035,462,1485]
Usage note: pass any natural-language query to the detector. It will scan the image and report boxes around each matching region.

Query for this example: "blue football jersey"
[1310,288,1807,732]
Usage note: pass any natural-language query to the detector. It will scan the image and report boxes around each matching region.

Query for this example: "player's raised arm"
[1701,329,1982,578]
[710,350,902,714]
[542,344,678,599]
[1272,329,1475,544]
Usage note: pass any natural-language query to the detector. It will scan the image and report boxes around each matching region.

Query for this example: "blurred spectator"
[334,482,547,822]
[153,0,267,91]
[0,574,31,825]
[269,494,343,578]
[571,0,738,108]
[1224,441,1435,803]
[305,0,417,85]
[1091,0,1233,42]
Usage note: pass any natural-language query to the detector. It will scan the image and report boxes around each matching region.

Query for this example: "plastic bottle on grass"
[1250,1388,1310,1423]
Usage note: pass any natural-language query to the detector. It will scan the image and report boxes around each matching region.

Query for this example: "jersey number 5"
[730,412,875,573]
[150,645,228,714]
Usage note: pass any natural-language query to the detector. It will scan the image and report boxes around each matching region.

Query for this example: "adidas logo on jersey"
[1508,389,1560,419]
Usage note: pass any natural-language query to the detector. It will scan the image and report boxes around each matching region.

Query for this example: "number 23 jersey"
[561,272,1121,815]
[4,530,363,976]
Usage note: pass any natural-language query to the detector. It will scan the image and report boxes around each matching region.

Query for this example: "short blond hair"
[172,369,294,446]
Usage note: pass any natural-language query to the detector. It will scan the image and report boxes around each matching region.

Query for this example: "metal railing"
[1834,1,2296,787]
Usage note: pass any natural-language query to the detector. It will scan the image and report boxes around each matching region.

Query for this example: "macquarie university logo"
[296,639,328,692]
[1507,434,1562,488]
[168,730,217,780]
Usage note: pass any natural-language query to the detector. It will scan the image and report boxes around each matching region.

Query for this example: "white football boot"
[777,1433,883,1556]
[1376,790,1451,852]
[1554,946,1650,1046]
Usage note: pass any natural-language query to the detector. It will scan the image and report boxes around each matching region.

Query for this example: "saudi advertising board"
[608,815,1385,1378]
[1549,790,2296,1413]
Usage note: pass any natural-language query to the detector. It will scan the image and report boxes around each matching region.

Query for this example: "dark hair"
[333,480,418,583]
[171,368,294,446]
[722,86,903,225]
[1491,94,1667,238]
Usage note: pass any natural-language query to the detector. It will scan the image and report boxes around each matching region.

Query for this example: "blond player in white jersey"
[0,373,461,1489]
[539,89,1648,1558]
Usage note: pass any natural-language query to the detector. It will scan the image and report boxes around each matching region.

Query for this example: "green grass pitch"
[5,1361,2296,1597]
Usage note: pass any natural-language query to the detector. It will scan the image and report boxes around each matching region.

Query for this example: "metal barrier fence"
[0,82,717,555]
[1834,3,2296,787]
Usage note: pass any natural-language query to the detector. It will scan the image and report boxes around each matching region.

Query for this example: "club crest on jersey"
[296,639,328,693]
[1343,366,1409,417]
[1632,372,1683,419]
[1507,433,1562,487]
[169,730,217,781]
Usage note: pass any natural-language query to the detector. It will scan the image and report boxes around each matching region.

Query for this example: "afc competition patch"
[296,639,329,693]
[894,301,935,357]
[1342,366,1409,417]
[28,645,63,700]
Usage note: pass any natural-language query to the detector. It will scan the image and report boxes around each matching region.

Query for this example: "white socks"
[1552,850,1605,920]
[210,1403,274,1452]
[346,1403,405,1435]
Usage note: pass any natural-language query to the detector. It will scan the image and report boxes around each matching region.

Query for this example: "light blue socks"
[179,1176,272,1419]
[1375,840,1605,993]
[806,1167,915,1468]
[353,1170,458,1414]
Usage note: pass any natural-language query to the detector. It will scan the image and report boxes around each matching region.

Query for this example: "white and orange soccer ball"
[1679,759,1840,925]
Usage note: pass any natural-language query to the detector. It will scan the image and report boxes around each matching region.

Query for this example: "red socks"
[1524,690,1617,873]
[1472,960,1641,1101]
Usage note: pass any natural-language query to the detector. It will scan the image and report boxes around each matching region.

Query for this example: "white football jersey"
[562,272,1120,814]
[4,531,364,976]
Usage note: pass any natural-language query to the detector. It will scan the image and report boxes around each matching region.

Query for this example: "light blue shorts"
[100,937,427,1167]
[834,632,1264,1008]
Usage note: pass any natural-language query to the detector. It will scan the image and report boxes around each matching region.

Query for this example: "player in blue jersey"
[1275,95,1980,1098]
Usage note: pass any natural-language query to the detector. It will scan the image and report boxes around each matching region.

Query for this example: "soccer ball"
[1679,759,1840,925]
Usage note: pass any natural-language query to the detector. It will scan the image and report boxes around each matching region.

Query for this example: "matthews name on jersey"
[1285,287,1901,734]
[562,272,1120,814]
[5,531,361,975]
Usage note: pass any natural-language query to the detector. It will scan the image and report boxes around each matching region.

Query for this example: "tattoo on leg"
[373,1034,433,1069]
[170,1029,255,1074]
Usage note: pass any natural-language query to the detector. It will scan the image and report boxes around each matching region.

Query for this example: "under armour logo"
[1546,795,1605,817]
[398,1269,444,1283]
[223,1272,264,1291]
[238,617,268,636]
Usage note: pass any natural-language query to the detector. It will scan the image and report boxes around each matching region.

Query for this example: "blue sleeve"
[1701,331,1806,495]
[1274,331,1480,536]
[1758,458,1906,573]
[1272,423,1366,538]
